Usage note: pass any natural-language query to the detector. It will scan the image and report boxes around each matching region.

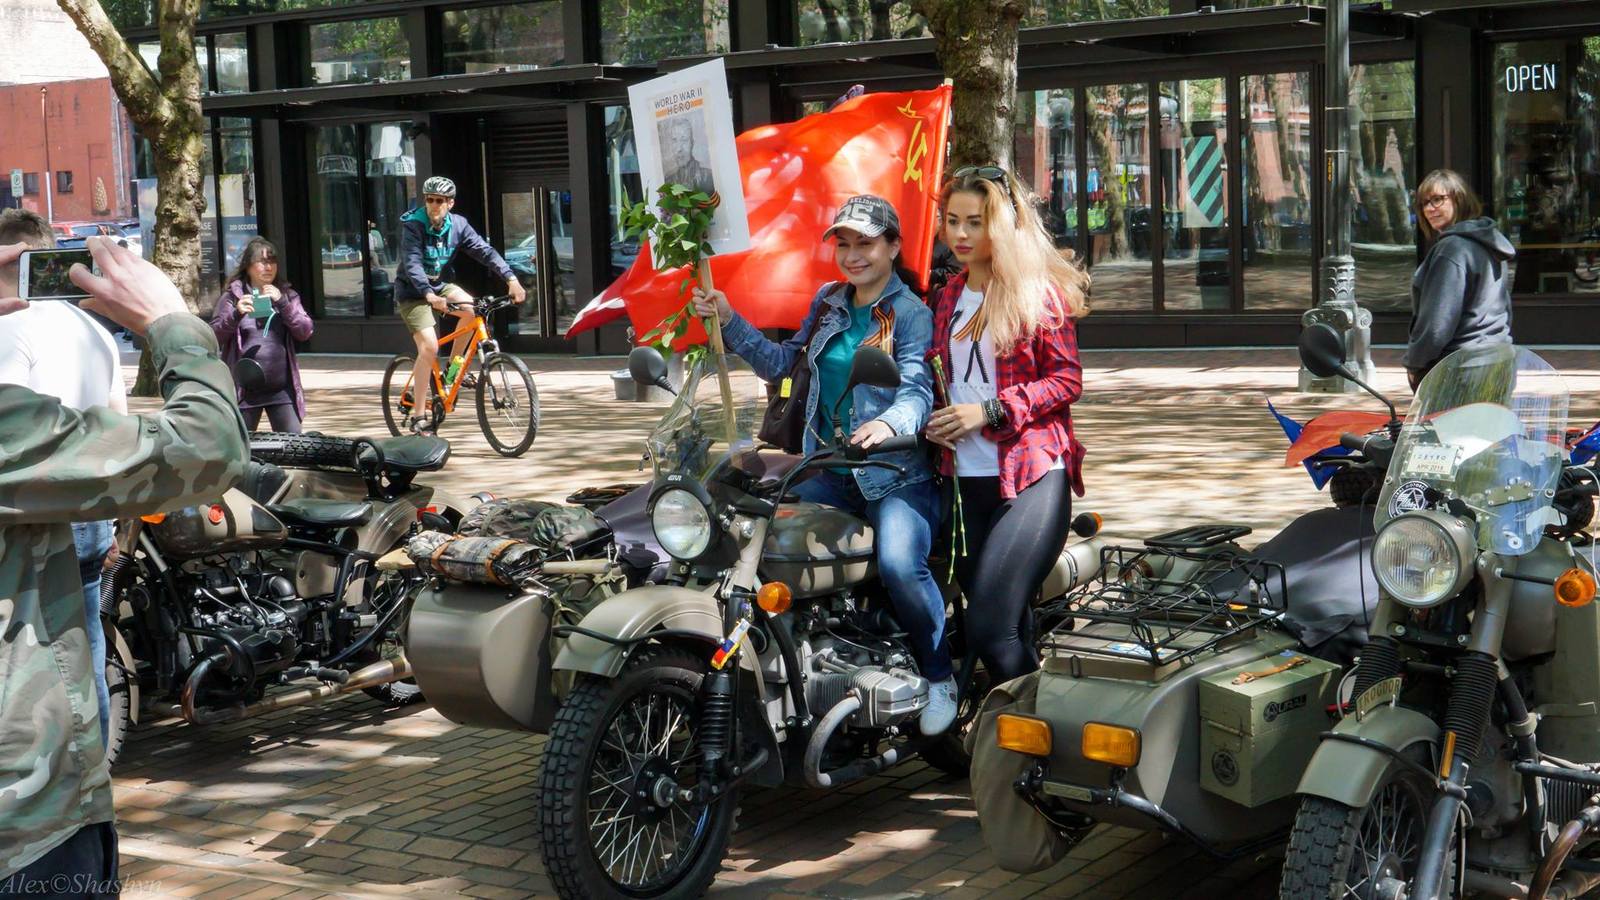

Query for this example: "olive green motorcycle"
[1278,332,1600,900]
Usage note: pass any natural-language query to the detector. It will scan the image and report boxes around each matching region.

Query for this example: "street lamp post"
[39,86,54,224]
[1299,0,1377,393]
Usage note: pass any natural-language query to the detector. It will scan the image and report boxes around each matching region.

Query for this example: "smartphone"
[249,290,273,319]
[19,248,97,302]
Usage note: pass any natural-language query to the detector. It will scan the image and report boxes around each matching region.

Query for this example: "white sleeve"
[0,316,38,389]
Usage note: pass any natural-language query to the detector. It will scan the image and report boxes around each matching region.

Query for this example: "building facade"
[112,0,1600,352]
[0,79,138,225]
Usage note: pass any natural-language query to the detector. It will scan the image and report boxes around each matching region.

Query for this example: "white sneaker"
[921,677,958,736]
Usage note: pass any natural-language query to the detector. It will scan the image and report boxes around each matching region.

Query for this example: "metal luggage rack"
[1036,524,1289,668]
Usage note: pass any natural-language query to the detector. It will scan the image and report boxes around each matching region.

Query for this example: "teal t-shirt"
[815,301,877,444]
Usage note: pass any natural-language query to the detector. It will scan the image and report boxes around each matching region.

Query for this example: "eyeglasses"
[1420,194,1452,211]
[424,196,452,205]
[252,256,278,266]
[947,165,1012,196]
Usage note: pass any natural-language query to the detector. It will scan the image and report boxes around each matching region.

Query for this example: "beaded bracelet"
[982,398,1006,429]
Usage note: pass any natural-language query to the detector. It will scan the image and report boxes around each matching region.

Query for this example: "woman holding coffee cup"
[211,236,315,432]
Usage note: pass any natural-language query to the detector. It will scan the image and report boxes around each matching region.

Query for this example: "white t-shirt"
[948,286,1002,476]
[0,301,125,412]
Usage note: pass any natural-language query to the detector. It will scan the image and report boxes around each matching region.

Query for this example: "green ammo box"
[1197,650,1339,808]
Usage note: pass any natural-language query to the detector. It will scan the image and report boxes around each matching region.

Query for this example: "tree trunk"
[1085,91,1129,259]
[58,0,206,396]
[869,1,893,40]
[911,0,1027,171]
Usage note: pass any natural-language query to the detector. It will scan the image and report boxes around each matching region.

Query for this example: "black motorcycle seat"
[240,460,289,505]
[371,436,450,474]
[268,498,373,530]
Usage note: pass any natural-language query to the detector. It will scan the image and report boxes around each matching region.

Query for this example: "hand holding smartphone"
[18,248,98,302]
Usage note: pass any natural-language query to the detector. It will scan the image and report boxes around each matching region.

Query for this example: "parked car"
[321,244,361,268]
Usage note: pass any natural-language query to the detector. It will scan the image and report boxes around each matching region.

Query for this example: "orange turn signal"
[996,714,1053,756]
[757,581,793,615]
[1082,722,1141,768]
[139,513,166,524]
[1556,568,1597,608]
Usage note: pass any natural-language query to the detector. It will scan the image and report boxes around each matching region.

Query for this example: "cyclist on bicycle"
[396,175,526,434]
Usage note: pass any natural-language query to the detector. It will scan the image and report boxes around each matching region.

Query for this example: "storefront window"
[365,123,416,318]
[1027,89,1078,256]
[308,18,410,86]
[1351,61,1416,312]
[215,33,250,94]
[310,125,365,317]
[1160,78,1229,311]
[1027,0,1171,25]
[442,2,564,74]
[217,117,258,281]
[604,106,644,283]
[793,1,928,45]
[1492,38,1600,297]
[1241,72,1313,311]
[600,0,729,65]
[1085,83,1152,312]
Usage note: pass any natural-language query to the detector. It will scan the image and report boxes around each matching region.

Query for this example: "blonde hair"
[941,168,1090,353]
[1415,168,1482,246]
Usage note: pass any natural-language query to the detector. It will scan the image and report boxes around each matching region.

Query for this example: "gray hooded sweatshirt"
[1405,216,1514,372]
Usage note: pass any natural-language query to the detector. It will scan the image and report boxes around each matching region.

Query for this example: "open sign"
[1504,63,1559,93]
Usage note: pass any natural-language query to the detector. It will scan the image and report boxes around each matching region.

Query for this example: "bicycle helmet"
[422,176,457,198]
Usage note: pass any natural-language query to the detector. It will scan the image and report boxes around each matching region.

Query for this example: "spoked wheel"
[360,572,425,706]
[1279,750,1446,899]
[382,355,443,437]
[475,352,540,457]
[102,620,136,767]
[539,646,737,899]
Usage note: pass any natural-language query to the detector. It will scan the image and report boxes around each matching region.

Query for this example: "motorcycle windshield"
[645,355,763,485]
[1377,344,1569,556]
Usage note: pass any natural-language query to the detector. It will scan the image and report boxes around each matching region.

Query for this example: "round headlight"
[651,488,714,560]
[1372,512,1475,608]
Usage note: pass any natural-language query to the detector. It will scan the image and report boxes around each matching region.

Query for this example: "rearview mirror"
[846,346,901,392]
[1298,324,1348,380]
[234,357,266,393]
[628,346,673,393]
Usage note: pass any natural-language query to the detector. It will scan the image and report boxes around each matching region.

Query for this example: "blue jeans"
[792,472,953,681]
[71,520,114,749]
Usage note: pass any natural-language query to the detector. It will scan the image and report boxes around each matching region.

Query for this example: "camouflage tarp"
[458,499,604,551]
[407,531,541,586]
[966,672,1076,872]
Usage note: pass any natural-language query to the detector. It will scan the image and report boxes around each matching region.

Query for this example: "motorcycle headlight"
[1372,511,1476,608]
[651,487,714,560]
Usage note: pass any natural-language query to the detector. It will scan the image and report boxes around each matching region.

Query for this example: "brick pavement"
[111,346,1600,898]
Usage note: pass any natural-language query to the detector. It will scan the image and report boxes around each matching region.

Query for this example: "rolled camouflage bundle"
[457,498,604,552]
[406,531,541,586]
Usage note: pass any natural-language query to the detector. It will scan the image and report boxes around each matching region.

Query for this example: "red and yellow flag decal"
[568,85,953,340]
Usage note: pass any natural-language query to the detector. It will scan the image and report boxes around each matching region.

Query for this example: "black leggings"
[243,403,302,433]
[956,469,1073,683]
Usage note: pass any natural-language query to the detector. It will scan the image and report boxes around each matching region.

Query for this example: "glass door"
[500,184,574,338]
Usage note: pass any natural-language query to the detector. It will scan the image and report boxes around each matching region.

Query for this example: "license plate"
[1405,445,1456,478]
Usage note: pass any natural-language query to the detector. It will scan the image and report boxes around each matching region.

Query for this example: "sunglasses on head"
[947,165,1012,195]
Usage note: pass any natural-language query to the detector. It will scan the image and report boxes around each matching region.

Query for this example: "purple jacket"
[211,279,315,421]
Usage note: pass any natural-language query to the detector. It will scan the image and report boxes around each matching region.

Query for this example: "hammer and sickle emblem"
[898,99,929,186]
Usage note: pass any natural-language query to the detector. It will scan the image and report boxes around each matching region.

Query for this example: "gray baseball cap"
[823,194,900,240]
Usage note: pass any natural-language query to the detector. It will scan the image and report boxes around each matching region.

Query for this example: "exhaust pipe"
[1532,804,1600,900]
[180,655,414,726]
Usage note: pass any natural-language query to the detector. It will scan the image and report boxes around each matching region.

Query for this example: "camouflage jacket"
[0,313,248,877]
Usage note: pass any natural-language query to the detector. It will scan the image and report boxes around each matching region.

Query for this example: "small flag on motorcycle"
[711,616,753,670]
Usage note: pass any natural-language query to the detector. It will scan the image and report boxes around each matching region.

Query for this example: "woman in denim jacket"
[691,194,956,735]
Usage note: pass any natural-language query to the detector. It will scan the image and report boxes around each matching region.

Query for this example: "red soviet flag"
[567,85,952,341]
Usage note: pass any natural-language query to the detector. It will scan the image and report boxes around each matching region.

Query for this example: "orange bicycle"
[380,294,540,457]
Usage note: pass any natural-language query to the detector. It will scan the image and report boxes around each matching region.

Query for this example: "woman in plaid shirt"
[925,166,1090,683]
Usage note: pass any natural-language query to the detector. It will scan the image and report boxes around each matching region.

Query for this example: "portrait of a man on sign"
[658,114,715,197]
[628,58,751,264]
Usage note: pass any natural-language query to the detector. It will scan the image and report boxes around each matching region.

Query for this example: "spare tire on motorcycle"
[968,673,1085,873]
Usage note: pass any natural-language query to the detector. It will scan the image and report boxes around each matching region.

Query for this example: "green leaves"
[627,182,722,356]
